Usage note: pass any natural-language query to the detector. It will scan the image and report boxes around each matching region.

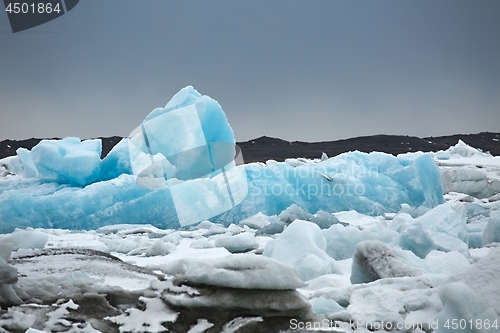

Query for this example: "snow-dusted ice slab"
[155,254,305,290]
[2,248,159,306]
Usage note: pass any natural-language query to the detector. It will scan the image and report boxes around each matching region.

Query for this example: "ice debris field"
[0,86,500,333]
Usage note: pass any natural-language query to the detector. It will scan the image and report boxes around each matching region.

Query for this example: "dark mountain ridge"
[1,132,499,163]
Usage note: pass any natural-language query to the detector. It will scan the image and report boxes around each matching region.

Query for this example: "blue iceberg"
[216,150,444,223]
[0,87,445,233]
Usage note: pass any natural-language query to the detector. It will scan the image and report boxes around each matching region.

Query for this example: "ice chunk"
[4,248,158,305]
[214,232,258,253]
[16,148,38,178]
[323,274,446,330]
[203,224,227,237]
[238,212,274,229]
[343,281,442,329]
[187,319,214,333]
[98,138,132,181]
[446,139,492,158]
[278,204,312,223]
[435,150,451,160]
[161,283,310,331]
[465,202,490,219]
[106,238,137,254]
[396,219,438,258]
[25,329,46,333]
[156,254,304,290]
[226,223,242,234]
[310,210,340,229]
[10,229,48,250]
[441,167,489,197]
[221,317,264,332]
[255,220,286,236]
[145,239,174,256]
[350,241,424,284]
[424,250,470,275]
[30,137,102,186]
[1,155,24,176]
[310,296,344,314]
[278,204,340,229]
[0,235,14,261]
[323,224,398,260]
[263,220,342,281]
[482,209,500,246]
[434,282,499,333]
[189,239,215,249]
[418,202,468,241]
[0,256,18,285]
[393,202,470,259]
[0,308,37,331]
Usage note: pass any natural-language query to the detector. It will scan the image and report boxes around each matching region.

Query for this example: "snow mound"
[214,232,258,253]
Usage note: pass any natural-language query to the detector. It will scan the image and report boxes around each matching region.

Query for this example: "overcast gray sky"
[1,0,499,142]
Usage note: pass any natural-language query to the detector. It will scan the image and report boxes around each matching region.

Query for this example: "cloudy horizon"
[1,0,499,143]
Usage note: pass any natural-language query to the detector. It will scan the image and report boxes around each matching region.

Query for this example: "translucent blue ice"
[0,149,445,233]
[215,151,444,224]
[0,87,445,233]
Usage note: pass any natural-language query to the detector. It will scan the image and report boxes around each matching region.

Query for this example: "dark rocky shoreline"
[1,132,499,163]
